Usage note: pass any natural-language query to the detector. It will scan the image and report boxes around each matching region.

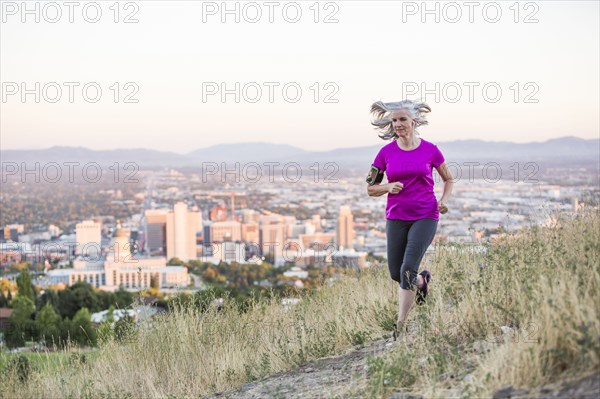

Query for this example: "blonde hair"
[370,100,431,140]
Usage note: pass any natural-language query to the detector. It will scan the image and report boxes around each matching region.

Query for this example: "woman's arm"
[367,182,403,197]
[367,183,389,197]
[435,162,454,212]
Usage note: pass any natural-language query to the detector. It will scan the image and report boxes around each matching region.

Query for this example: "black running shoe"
[416,269,431,305]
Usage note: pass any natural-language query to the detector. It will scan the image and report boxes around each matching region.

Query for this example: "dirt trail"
[209,336,394,399]
[207,335,599,399]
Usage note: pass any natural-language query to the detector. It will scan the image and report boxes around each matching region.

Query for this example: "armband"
[366,164,384,186]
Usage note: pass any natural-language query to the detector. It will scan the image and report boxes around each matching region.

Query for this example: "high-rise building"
[298,233,336,252]
[241,222,259,244]
[107,223,131,263]
[166,202,200,262]
[336,206,354,250]
[210,221,242,242]
[145,209,168,256]
[48,225,188,290]
[260,223,286,265]
[213,241,246,263]
[241,209,260,224]
[257,214,298,266]
[75,220,102,257]
[3,224,24,243]
[203,222,213,256]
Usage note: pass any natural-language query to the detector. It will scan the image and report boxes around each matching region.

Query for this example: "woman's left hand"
[438,201,448,214]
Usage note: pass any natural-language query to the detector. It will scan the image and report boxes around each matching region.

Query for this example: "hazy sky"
[1,0,599,152]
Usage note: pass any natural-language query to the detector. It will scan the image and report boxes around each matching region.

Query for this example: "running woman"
[366,100,454,340]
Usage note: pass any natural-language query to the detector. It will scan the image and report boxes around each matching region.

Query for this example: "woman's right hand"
[387,182,404,194]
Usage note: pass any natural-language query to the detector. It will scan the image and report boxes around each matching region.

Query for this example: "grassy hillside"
[366,210,599,397]
[1,210,598,398]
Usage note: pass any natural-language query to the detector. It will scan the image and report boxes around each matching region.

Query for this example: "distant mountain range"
[1,136,598,169]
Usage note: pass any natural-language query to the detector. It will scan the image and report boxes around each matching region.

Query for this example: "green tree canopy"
[68,307,97,347]
[16,269,35,302]
[0,290,7,307]
[35,303,61,346]
[167,257,185,266]
[5,296,36,348]
[57,282,101,319]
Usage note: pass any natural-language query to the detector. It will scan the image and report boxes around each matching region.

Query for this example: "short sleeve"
[372,147,386,171]
[432,145,445,168]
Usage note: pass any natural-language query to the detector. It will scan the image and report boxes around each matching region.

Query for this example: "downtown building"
[145,202,201,262]
[46,224,188,290]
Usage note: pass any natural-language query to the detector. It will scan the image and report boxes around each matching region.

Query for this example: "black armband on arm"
[366,164,384,186]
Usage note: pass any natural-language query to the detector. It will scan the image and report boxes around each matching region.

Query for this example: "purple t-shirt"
[372,138,445,221]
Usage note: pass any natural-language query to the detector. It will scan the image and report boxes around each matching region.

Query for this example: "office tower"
[259,222,286,266]
[336,206,354,250]
[145,209,168,256]
[210,221,242,242]
[3,224,24,242]
[166,202,200,262]
[203,222,212,256]
[298,232,336,251]
[241,209,260,224]
[213,241,246,263]
[75,220,102,257]
[111,223,131,262]
[241,222,259,244]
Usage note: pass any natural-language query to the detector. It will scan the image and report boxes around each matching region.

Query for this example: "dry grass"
[367,209,600,398]
[1,210,598,398]
[1,259,398,398]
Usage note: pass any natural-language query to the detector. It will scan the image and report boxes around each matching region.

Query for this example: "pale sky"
[1,0,599,152]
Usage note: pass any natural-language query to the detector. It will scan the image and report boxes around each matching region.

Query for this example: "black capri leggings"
[386,218,438,290]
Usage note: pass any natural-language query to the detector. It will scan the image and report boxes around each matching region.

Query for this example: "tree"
[167,257,184,266]
[202,266,219,283]
[35,303,61,346]
[114,287,133,308]
[57,282,100,319]
[16,269,35,302]
[57,288,77,319]
[106,305,115,323]
[36,289,59,312]
[0,278,12,294]
[70,282,99,313]
[0,290,7,307]
[68,308,96,347]
[5,296,36,348]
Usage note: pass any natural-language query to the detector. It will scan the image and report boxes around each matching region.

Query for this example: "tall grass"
[367,210,600,398]
[1,262,398,397]
[1,210,598,398]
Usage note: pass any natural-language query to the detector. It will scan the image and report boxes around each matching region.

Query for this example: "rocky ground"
[207,335,599,399]
[209,336,392,399]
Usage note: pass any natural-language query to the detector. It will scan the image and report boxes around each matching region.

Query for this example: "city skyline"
[1,1,599,152]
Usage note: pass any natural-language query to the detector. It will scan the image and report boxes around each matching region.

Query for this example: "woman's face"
[391,109,414,138]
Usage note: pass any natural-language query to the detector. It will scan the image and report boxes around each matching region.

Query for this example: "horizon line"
[1,135,598,154]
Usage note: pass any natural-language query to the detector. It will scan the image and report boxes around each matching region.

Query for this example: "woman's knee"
[400,265,418,290]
